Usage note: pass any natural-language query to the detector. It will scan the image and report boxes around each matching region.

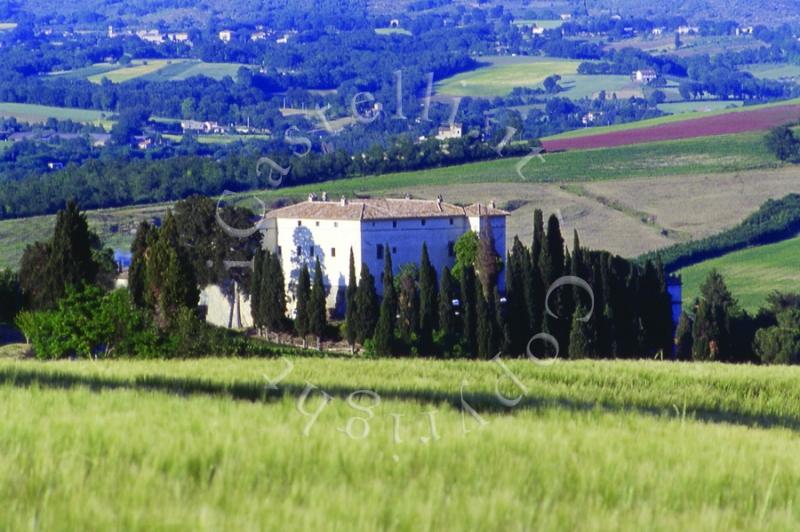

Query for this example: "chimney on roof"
[308,193,316,202]
[436,194,443,211]
[340,195,348,206]
[404,193,411,200]
[321,191,328,202]
[490,200,496,209]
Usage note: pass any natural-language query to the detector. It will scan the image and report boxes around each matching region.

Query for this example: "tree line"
[639,194,800,273]
[246,209,675,359]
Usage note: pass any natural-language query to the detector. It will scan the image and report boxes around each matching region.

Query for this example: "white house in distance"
[201,195,507,328]
[631,68,657,84]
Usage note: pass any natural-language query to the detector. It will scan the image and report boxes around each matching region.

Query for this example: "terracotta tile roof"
[464,203,509,217]
[266,198,508,221]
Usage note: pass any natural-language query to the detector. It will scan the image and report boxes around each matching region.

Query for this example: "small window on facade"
[392,247,397,254]
[277,246,282,256]
[315,221,320,227]
[310,247,315,257]
[448,241,455,257]
[449,218,454,225]
[377,244,384,260]
[392,220,397,228]
[331,248,336,257]
[297,245,302,256]
[334,222,338,228]
[297,220,302,226]
[421,219,426,226]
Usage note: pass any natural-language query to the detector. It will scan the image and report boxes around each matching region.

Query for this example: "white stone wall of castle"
[200,283,254,329]
[273,217,363,315]
[360,216,469,296]
[201,213,507,326]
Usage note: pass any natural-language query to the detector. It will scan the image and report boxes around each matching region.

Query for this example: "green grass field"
[742,63,800,80]
[543,97,800,141]
[557,73,642,100]
[87,60,178,83]
[0,356,799,530]
[0,102,114,129]
[679,236,800,312]
[47,60,249,84]
[435,56,581,97]
[375,27,412,36]
[0,130,778,271]
[513,19,564,29]
[162,133,272,144]
[658,100,743,114]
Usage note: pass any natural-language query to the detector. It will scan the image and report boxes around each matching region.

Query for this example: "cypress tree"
[145,211,199,330]
[539,214,567,354]
[531,209,544,267]
[373,248,397,356]
[528,211,546,338]
[397,266,420,348]
[494,286,511,355]
[692,270,737,361]
[476,279,496,359]
[437,266,458,356]
[477,223,500,296]
[675,311,694,360]
[460,265,478,358]
[418,243,438,355]
[506,238,530,354]
[540,214,565,285]
[295,264,311,347]
[46,200,98,306]
[568,303,597,359]
[345,249,358,352]
[308,258,327,349]
[354,262,379,344]
[250,248,265,332]
[129,221,153,308]
[262,251,286,339]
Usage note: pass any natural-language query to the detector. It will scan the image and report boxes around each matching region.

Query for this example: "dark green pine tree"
[654,258,676,357]
[476,279,494,359]
[294,264,311,347]
[47,200,98,305]
[145,211,199,330]
[354,262,379,344]
[506,238,529,354]
[396,267,420,348]
[675,311,694,361]
[494,286,511,355]
[540,214,567,353]
[344,249,359,353]
[129,220,154,308]
[418,243,438,355]
[540,214,565,286]
[568,302,597,359]
[250,248,265,332]
[437,266,459,356]
[308,258,327,349]
[460,265,478,358]
[692,270,737,361]
[528,210,546,338]
[261,251,286,339]
[373,248,397,356]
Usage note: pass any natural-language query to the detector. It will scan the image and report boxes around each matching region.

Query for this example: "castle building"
[200,195,507,327]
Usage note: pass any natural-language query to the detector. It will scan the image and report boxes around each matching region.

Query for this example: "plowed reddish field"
[541,104,800,151]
